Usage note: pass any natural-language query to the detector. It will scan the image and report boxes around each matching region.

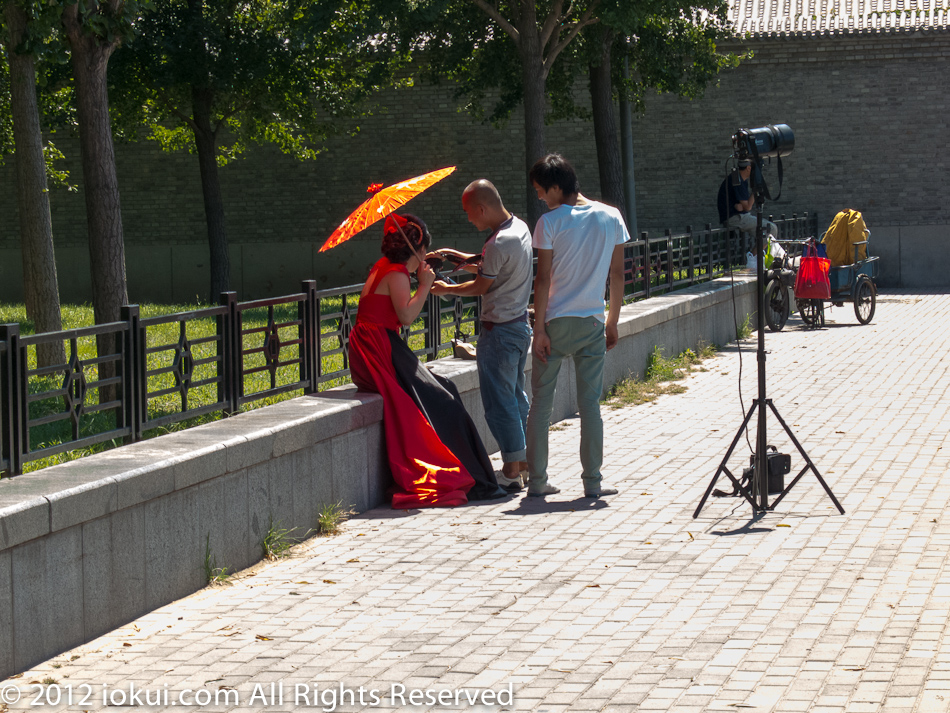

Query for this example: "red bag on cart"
[794,242,831,299]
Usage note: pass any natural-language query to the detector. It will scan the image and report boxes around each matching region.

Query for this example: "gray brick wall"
[1,31,946,300]
[630,32,950,235]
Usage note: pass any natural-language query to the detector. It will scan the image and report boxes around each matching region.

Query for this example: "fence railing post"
[120,305,141,443]
[218,292,239,415]
[300,280,318,394]
[424,292,438,361]
[705,224,714,279]
[686,225,694,284]
[642,231,651,298]
[665,229,674,290]
[0,326,14,476]
[0,325,23,476]
[726,228,733,273]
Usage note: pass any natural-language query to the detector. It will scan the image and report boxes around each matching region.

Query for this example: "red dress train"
[348,258,505,509]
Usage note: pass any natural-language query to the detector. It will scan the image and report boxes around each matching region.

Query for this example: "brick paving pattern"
[6,289,950,712]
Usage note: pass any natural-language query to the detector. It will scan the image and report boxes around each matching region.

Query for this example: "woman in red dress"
[348,213,506,509]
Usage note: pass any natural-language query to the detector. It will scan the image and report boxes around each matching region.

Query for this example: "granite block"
[143,488,202,611]
[0,551,12,677]
[47,475,118,533]
[899,225,950,288]
[310,440,334,512]
[196,477,227,584]
[12,527,84,672]
[221,470,251,571]
[82,506,147,641]
[172,443,229,491]
[291,447,316,533]
[113,464,175,512]
[269,455,296,539]
[246,460,274,560]
[226,431,277,474]
[366,423,391,509]
[0,495,50,550]
[331,429,369,513]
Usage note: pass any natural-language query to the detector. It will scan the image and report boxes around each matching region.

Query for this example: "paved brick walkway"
[6,289,950,713]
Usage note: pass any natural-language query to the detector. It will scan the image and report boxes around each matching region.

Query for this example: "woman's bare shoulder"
[374,264,409,295]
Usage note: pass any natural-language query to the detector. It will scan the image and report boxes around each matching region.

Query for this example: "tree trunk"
[4,0,65,367]
[191,86,231,301]
[63,6,127,401]
[520,32,547,230]
[589,29,625,217]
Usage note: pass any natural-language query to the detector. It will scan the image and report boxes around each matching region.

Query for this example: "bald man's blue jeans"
[476,320,531,463]
[526,316,606,493]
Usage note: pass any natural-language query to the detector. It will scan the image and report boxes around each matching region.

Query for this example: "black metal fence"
[0,213,817,476]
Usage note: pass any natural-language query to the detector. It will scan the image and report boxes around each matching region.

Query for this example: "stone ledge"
[0,274,756,544]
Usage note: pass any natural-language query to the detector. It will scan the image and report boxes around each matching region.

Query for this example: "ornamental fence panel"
[0,212,817,476]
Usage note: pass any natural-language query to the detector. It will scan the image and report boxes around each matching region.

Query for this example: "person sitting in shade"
[717,158,778,250]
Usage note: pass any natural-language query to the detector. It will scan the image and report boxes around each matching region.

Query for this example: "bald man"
[430,180,533,491]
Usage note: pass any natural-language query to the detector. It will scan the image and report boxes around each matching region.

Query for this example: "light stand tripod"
[693,174,844,518]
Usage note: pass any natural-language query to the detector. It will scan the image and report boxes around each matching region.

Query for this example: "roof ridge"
[728,0,950,33]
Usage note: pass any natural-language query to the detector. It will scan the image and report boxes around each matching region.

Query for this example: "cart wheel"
[854,276,876,324]
[764,278,789,331]
[797,298,824,328]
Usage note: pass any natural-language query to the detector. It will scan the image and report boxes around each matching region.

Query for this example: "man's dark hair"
[381,213,431,264]
[529,153,579,196]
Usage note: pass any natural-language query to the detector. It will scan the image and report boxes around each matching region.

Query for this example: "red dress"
[348,258,505,509]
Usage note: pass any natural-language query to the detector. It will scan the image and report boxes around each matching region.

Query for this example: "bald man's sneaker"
[585,488,618,499]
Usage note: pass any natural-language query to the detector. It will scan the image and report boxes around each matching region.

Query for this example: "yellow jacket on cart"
[821,209,868,267]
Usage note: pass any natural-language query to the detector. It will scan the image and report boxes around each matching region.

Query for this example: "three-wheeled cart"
[794,237,879,328]
[762,235,879,331]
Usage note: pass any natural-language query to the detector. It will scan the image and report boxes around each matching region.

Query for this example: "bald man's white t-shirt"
[532,201,630,323]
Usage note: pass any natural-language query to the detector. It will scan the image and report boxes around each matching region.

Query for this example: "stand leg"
[766,400,845,514]
[693,401,761,518]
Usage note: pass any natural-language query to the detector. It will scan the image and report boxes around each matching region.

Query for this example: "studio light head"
[732,124,795,163]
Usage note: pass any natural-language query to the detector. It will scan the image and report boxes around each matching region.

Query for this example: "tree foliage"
[409,0,742,224]
[409,0,600,226]
[109,0,411,299]
[114,0,405,159]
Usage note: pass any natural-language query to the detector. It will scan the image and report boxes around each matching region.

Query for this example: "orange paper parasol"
[319,166,457,252]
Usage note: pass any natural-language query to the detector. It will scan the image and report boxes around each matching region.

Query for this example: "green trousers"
[526,316,606,492]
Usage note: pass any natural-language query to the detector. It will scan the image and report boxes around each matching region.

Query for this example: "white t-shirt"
[532,200,630,322]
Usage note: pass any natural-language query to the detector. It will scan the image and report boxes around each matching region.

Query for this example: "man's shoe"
[527,484,560,498]
[495,471,523,492]
[585,487,619,499]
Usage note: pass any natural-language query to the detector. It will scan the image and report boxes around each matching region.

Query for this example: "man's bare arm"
[605,244,625,351]
[532,249,554,363]
[430,275,494,297]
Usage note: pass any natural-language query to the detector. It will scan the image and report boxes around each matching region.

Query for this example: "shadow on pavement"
[502,496,609,516]
[352,492,523,520]
[709,512,772,536]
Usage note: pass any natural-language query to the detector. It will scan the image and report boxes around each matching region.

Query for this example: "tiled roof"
[728,0,950,35]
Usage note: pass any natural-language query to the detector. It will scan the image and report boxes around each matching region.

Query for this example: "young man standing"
[430,180,533,491]
[526,154,629,498]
